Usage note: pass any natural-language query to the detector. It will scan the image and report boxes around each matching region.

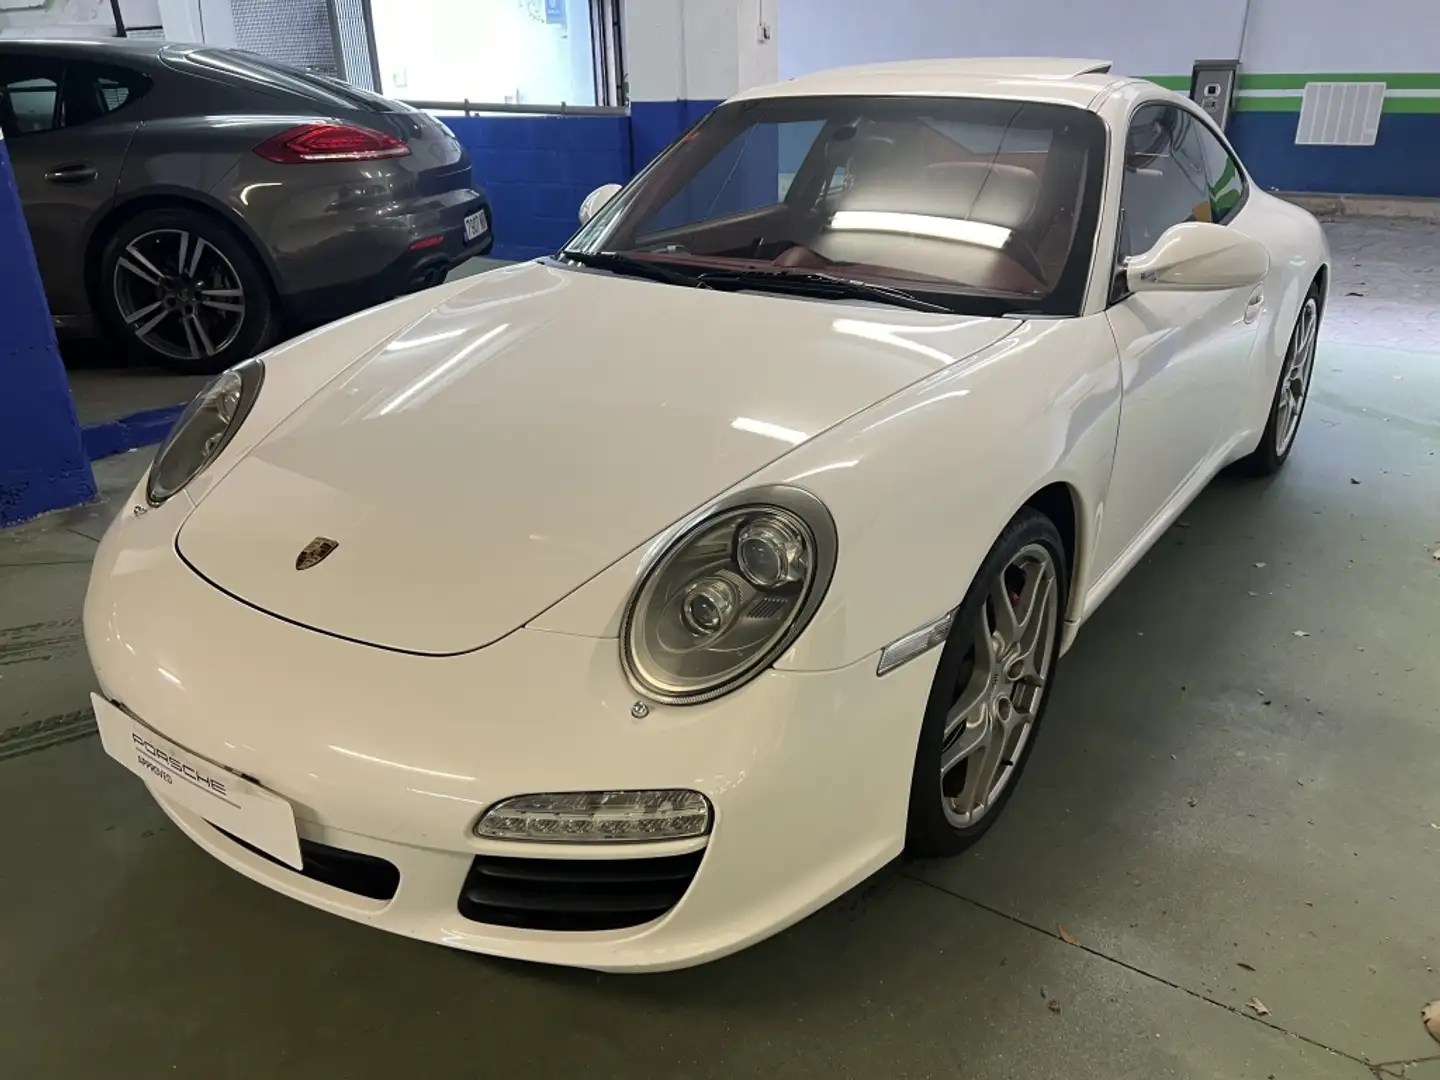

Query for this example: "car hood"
[177,261,1018,654]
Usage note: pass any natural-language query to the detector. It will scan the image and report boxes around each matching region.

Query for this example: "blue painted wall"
[1229,112,1440,197]
[443,113,634,261]
[630,100,722,175]
[0,140,95,528]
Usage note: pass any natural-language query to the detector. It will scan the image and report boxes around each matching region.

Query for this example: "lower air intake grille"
[457,850,705,931]
[214,826,400,901]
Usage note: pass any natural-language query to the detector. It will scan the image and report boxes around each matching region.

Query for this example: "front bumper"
[83,501,936,971]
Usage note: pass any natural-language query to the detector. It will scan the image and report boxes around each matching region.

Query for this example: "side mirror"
[1126,221,1269,293]
[578,183,623,227]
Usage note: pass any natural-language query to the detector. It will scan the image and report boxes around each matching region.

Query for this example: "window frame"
[59,59,153,129]
[1109,96,1252,304]
[0,56,65,139]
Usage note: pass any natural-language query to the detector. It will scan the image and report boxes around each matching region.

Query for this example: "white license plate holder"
[92,693,303,870]
[463,208,489,242]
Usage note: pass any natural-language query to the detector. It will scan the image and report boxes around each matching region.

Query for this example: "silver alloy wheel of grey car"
[939,542,1060,828]
[112,228,247,363]
[1274,295,1319,456]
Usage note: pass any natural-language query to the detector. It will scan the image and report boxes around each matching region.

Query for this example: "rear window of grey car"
[169,47,394,112]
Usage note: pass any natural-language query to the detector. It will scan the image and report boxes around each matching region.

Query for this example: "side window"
[1117,104,1213,260]
[61,62,152,129]
[0,59,64,137]
[1193,119,1247,224]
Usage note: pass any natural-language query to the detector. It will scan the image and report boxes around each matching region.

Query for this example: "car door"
[0,52,148,320]
[1092,102,1262,576]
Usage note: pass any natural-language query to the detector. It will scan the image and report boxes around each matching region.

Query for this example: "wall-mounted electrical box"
[1190,60,1239,131]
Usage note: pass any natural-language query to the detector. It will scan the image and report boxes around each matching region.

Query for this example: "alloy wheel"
[939,542,1060,828]
[1274,296,1319,456]
[112,228,247,363]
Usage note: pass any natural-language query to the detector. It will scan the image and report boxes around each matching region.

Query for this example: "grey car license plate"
[464,209,489,242]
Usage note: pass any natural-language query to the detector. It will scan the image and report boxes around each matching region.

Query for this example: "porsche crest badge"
[295,537,339,571]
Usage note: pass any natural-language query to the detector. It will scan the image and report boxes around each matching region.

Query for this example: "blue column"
[0,138,95,527]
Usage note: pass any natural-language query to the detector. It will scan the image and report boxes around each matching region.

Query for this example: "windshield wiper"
[695,268,953,314]
[559,250,709,289]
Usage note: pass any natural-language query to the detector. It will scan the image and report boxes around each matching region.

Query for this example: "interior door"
[1092,103,1261,577]
[0,54,145,320]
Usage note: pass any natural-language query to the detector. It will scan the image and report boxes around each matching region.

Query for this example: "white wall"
[0,0,160,37]
[781,0,1440,79]
[625,0,776,100]
[1243,0,1440,72]
[156,0,234,46]
[780,0,1248,80]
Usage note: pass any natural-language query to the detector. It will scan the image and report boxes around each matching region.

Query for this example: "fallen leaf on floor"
[1247,590,1258,597]
[1432,549,1440,561]
[1187,795,1198,807]
[1423,999,1440,1043]
[1057,925,1080,946]
[1176,521,1191,528]
[1293,630,1310,637]
[1345,290,1365,296]
[1237,962,1256,972]
[1304,900,1313,906]
[1246,997,1271,1017]
[1048,998,1062,1014]
[1254,561,1267,568]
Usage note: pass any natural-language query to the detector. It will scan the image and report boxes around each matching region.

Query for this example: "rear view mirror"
[579,183,623,227]
[1127,221,1269,293]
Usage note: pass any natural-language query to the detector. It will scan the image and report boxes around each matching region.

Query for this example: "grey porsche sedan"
[0,38,492,373]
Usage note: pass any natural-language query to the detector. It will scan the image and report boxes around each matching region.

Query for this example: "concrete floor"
[4,224,1439,1078]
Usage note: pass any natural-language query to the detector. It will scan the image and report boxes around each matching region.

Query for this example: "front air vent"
[457,850,704,931]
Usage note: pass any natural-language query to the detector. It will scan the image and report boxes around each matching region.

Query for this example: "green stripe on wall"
[1240,72,1440,90]
[1234,96,1303,112]
[1145,73,1440,114]
[1381,97,1440,113]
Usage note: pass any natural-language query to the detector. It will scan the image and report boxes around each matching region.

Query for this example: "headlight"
[146,358,264,505]
[621,485,837,705]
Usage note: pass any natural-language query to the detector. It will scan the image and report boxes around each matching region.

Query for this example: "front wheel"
[1236,286,1321,476]
[98,206,278,375]
[905,508,1067,858]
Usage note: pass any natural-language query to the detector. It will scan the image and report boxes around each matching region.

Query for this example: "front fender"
[763,316,1122,672]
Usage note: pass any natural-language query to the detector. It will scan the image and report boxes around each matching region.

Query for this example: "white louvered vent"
[1295,82,1386,146]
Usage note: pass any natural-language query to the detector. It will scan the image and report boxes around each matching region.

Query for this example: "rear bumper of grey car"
[274,186,494,328]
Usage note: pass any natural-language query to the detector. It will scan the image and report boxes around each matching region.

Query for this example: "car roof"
[730,57,1134,109]
[0,37,169,58]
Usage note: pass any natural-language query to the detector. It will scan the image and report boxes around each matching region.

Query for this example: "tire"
[906,508,1068,858]
[1234,283,1322,477]
[97,206,278,375]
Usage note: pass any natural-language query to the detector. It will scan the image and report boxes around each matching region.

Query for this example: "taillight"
[253,123,410,164]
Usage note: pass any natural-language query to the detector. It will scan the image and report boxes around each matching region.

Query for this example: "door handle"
[1244,288,1264,324]
[44,163,98,185]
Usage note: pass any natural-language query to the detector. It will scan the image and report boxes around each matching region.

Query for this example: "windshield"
[569,95,1107,316]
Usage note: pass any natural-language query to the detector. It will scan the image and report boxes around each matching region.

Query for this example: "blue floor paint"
[81,406,185,463]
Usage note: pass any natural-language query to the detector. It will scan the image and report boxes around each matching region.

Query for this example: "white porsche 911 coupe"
[85,58,1327,971]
